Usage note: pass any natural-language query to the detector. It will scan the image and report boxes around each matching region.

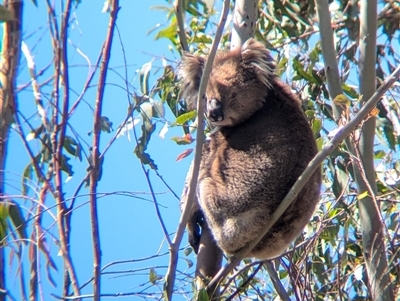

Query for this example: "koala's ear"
[179,53,206,109]
[241,39,276,88]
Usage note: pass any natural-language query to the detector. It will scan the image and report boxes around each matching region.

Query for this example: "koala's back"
[198,80,321,260]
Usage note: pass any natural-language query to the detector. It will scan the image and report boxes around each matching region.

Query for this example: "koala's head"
[179,39,276,127]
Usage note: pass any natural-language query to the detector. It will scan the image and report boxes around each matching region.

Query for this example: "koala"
[179,39,321,260]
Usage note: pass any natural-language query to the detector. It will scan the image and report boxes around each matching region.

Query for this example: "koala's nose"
[207,98,224,122]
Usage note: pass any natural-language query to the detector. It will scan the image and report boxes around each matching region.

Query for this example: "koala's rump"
[198,102,320,259]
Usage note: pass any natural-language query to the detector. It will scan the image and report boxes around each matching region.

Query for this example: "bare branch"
[315,0,344,122]
[143,168,172,246]
[89,1,120,300]
[164,1,231,299]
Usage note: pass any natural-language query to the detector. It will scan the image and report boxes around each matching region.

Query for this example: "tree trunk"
[0,1,23,300]
[316,0,394,299]
[357,0,394,299]
[230,0,258,51]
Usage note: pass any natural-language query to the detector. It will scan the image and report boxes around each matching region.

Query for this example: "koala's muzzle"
[207,98,224,122]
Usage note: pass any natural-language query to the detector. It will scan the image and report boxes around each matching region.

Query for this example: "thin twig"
[89,2,120,301]
[68,51,103,117]
[164,1,231,299]
[15,111,81,298]
[207,64,400,291]
[143,168,172,245]
[225,263,263,301]
[43,0,82,297]
[264,261,291,301]
[58,0,79,296]
[79,251,169,290]
[173,0,189,52]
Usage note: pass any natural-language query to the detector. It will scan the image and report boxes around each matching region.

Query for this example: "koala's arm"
[180,162,204,254]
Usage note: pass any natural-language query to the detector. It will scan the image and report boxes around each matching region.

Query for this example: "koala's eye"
[231,92,237,98]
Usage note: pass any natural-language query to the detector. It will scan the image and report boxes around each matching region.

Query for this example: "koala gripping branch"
[206,64,400,292]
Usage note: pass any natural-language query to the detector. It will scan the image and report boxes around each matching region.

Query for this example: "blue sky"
[6,0,195,299]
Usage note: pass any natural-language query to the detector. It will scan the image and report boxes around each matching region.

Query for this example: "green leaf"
[134,120,158,170]
[0,203,9,243]
[182,257,193,268]
[139,62,152,95]
[333,94,351,107]
[149,5,171,13]
[171,135,194,145]
[149,268,158,284]
[292,57,318,84]
[197,288,209,301]
[383,124,396,151]
[183,247,193,256]
[374,150,386,159]
[276,57,288,77]
[193,32,212,44]
[311,118,322,136]
[63,136,82,161]
[135,151,158,170]
[342,83,358,99]
[154,22,177,42]
[305,110,315,119]
[316,137,323,151]
[357,191,369,200]
[60,155,74,176]
[8,200,28,243]
[174,111,197,126]
[100,116,113,133]
[22,163,33,195]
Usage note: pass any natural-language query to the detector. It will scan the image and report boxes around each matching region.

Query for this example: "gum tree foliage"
[0,0,399,300]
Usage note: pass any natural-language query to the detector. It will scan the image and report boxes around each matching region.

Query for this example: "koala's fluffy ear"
[241,39,276,89]
[179,53,206,109]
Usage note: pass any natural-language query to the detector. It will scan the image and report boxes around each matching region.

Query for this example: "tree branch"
[316,0,394,299]
[315,0,344,122]
[173,0,189,52]
[357,0,393,299]
[164,1,231,299]
[89,2,119,301]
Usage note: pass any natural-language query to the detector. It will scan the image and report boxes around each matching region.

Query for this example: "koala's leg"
[181,160,205,254]
[187,208,205,254]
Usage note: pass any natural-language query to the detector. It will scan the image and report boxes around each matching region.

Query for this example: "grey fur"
[179,39,321,260]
